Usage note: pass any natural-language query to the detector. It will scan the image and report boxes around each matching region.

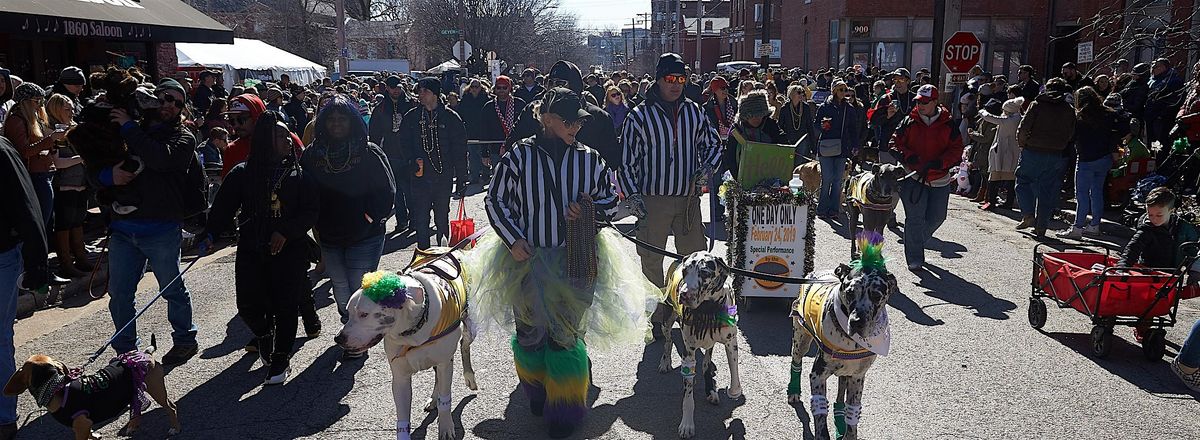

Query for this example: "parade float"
[721,133,815,307]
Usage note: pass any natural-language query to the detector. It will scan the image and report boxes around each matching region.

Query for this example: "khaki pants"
[637,195,706,323]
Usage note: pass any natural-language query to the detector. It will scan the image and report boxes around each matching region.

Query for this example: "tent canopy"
[176,38,327,89]
[425,60,463,75]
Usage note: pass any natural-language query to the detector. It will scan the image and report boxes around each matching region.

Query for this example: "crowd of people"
[3,50,1200,438]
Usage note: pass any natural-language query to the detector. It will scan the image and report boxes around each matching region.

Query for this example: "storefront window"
[961,19,989,38]
[913,19,934,39]
[992,19,1026,41]
[829,19,840,67]
[876,19,906,39]
[879,42,905,71]
[912,42,933,73]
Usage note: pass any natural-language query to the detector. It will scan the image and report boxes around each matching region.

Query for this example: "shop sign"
[850,20,871,38]
[74,0,144,9]
[740,202,811,298]
[19,16,154,40]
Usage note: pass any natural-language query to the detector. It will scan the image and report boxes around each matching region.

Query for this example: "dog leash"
[600,219,830,285]
[81,255,202,370]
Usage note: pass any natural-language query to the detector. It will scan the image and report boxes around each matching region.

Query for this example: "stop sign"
[942,31,982,74]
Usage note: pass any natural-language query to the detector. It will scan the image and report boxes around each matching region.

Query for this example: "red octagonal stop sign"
[943,31,982,74]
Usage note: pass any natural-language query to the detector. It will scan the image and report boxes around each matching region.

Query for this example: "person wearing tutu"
[470,87,659,438]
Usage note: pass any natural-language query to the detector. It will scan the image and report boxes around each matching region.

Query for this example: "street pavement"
[11,184,1200,439]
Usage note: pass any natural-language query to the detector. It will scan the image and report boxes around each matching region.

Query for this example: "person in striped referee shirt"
[619,53,723,337]
[475,87,659,438]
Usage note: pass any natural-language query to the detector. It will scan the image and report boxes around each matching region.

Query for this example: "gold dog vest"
[793,282,875,360]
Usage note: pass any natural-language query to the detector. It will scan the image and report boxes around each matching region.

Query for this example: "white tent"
[176,38,327,89]
[425,59,463,75]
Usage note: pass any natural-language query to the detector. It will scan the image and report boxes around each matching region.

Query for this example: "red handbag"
[450,198,476,247]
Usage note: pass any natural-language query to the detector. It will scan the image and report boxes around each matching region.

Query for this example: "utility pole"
[675,0,683,54]
[931,0,962,92]
[759,0,772,69]
[631,17,639,59]
[336,0,347,77]
[695,1,704,71]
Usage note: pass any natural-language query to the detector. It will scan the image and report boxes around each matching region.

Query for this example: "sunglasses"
[225,114,250,124]
[549,78,571,88]
[609,93,622,98]
[663,74,688,84]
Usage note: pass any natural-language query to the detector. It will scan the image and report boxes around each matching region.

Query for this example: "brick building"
[728,0,782,63]
[780,0,1197,79]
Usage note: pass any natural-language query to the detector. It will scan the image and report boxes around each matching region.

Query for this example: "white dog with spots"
[335,251,477,440]
[658,251,744,438]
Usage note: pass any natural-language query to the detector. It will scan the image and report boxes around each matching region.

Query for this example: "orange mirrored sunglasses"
[663,74,688,84]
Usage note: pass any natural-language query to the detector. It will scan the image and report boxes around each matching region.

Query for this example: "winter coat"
[890,106,964,186]
[1174,85,1200,143]
[513,84,545,106]
[368,95,415,165]
[3,113,55,173]
[1017,91,1076,154]
[1120,77,1150,120]
[703,95,738,140]
[968,114,996,171]
[457,90,491,141]
[1119,214,1200,268]
[869,89,915,148]
[979,110,1021,180]
[1146,69,1185,123]
[812,96,861,157]
[606,103,629,135]
[778,101,815,147]
[1074,109,1130,162]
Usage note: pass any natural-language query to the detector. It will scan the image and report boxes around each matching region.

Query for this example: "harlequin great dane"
[844,163,912,258]
[335,248,478,440]
[788,236,896,440]
[658,251,744,438]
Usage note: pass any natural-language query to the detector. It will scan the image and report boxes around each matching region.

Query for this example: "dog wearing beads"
[658,251,744,438]
[334,249,477,440]
[788,232,896,440]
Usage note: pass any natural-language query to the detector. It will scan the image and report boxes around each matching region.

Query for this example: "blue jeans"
[321,235,385,322]
[898,180,952,266]
[1180,319,1200,368]
[108,228,197,352]
[30,172,54,232]
[1015,150,1067,230]
[817,156,847,216]
[1073,156,1112,228]
[0,246,21,424]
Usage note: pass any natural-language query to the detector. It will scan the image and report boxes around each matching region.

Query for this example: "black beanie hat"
[656,53,687,79]
[547,60,584,93]
[418,77,442,95]
[157,78,187,98]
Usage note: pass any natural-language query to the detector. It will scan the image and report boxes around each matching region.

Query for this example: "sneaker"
[1056,227,1083,239]
[1170,358,1200,392]
[1083,225,1102,235]
[258,334,274,367]
[162,344,198,366]
[907,263,925,272]
[1016,216,1035,229]
[978,202,994,211]
[264,358,290,386]
[245,337,259,353]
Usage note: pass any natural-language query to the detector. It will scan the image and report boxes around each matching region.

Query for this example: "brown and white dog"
[334,249,477,440]
[658,251,744,438]
[3,338,180,440]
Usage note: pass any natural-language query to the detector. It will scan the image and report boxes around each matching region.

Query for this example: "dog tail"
[145,334,158,356]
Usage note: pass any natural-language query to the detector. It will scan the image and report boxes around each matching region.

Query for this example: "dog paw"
[464,371,479,391]
[727,386,743,400]
[678,421,696,438]
[815,426,833,440]
[787,393,803,404]
[706,391,720,405]
[437,416,456,440]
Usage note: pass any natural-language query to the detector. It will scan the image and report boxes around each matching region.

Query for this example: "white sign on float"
[741,203,811,298]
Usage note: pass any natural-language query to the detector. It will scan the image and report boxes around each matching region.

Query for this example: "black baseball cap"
[385,75,404,88]
[540,87,590,123]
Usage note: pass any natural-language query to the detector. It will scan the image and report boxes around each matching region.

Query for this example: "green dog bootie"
[833,401,847,439]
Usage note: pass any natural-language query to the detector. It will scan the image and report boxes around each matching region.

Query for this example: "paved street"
[12,186,1200,440]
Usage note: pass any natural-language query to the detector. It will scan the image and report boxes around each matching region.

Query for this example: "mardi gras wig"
[360,270,409,309]
[851,231,887,274]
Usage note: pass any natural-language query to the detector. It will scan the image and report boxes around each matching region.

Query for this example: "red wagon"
[1029,243,1200,360]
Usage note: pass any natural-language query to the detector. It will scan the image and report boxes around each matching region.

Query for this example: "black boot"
[258,333,274,367]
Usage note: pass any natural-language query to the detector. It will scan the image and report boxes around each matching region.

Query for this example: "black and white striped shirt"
[620,93,722,196]
[486,135,619,248]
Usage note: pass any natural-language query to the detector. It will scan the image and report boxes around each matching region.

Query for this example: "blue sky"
[560,0,649,32]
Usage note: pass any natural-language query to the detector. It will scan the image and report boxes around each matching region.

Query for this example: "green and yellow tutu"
[462,229,663,351]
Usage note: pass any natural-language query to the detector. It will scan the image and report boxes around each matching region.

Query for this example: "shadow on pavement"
[200,315,252,359]
[927,237,967,259]
[738,297,797,356]
[1042,330,1200,401]
[598,338,745,439]
[887,288,946,327]
[412,394,476,440]
[170,346,365,438]
[915,264,1017,320]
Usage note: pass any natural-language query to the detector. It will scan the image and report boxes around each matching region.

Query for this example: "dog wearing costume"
[788,232,895,440]
[3,336,181,440]
[335,249,478,440]
[658,251,744,438]
[843,163,909,258]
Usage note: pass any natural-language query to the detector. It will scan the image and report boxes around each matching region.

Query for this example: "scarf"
[494,98,516,139]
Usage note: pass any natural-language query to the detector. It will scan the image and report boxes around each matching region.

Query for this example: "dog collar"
[400,299,430,337]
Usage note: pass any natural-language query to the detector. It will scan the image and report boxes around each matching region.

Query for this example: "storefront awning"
[0,0,232,44]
